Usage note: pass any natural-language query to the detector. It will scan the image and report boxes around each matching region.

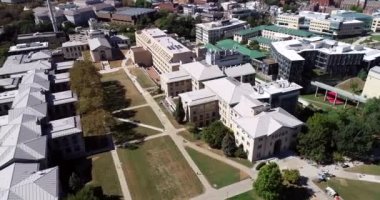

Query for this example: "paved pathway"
[110,149,132,200]
[99,68,120,74]
[152,93,165,98]
[115,118,165,132]
[128,132,168,144]
[122,63,215,192]
[112,104,149,113]
[191,179,253,200]
[353,36,370,45]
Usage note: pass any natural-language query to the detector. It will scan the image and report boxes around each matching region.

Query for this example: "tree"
[234,144,247,158]
[282,169,301,185]
[297,113,336,164]
[254,162,283,200]
[334,116,373,160]
[350,5,363,13]
[222,132,237,157]
[357,69,368,81]
[67,185,103,200]
[175,99,185,123]
[248,40,260,50]
[134,0,152,8]
[68,172,83,193]
[202,121,229,149]
[349,80,359,94]
[362,98,380,136]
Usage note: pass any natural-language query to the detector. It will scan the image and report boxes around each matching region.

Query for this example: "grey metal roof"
[88,37,111,50]
[0,163,59,200]
[50,116,82,138]
[181,61,225,81]
[114,7,155,16]
[223,63,256,78]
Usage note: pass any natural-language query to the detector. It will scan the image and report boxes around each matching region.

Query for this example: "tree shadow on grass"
[113,110,137,119]
[102,81,130,111]
[282,184,313,200]
[111,122,147,145]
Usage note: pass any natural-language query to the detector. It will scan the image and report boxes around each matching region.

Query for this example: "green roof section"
[249,36,275,45]
[204,43,221,52]
[235,25,267,36]
[235,24,314,38]
[214,39,266,59]
[264,25,314,37]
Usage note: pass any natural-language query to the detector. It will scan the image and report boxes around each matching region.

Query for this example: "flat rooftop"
[196,18,247,30]
[114,7,156,16]
[9,42,48,53]
[50,115,82,138]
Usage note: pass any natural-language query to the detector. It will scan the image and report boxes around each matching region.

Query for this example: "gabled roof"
[223,63,256,78]
[233,107,303,139]
[0,163,59,200]
[181,61,225,81]
[88,38,112,51]
[204,77,255,105]
[233,95,264,117]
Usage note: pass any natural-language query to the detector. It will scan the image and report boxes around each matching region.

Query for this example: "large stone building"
[161,61,256,98]
[88,37,113,62]
[195,18,248,44]
[179,77,303,161]
[135,28,195,73]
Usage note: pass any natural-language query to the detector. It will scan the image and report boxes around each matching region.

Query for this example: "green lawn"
[345,164,380,176]
[178,130,200,142]
[300,94,358,110]
[109,60,123,68]
[128,106,163,128]
[315,178,380,200]
[117,136,203,200]
[335,77,364,94]
[371,35,380,42]
[228,190,261,200]
[130,68,156,88]
[90,152,122,197]
[101,70,146,107]
[186,147,248,188]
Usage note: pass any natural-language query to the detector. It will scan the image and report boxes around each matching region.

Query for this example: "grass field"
[228,190,261,200]
[127,106,163,128]
[371,35,380,42]
[109,60,123,68]
[117,136,203,200]
[101,71,146,107]
[315,178,380,200]
[90,152,122,197]
[345,164,380,176]
[335,77,365,94]
[186,147,248,189]
[130,68,156,88]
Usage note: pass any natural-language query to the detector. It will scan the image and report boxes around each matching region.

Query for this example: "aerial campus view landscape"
[2,0,380,200]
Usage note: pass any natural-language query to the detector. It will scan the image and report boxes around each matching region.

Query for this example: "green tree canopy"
[202,121,230,149]
[174,99,185,123]
[282,169,301,185]
[297,113,336,163]
[254,162,283,200]
[222,132,237,157]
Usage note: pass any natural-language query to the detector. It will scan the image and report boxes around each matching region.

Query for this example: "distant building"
[270,37,380,84]
[362,66,380,98]
[371,17,380,32]
[97,7,156,25]
[88,37,112,62]
[17,32,66,44]
[364,1,380,14]
[135,28,194,73]
[195,18,248,44]
[62,41,89,60]
[178,77,303,161]
[8,42,49,55]
[64,7,97,25]
[276,13,304,29]
[310,0,332,6]
[110,35,130,49]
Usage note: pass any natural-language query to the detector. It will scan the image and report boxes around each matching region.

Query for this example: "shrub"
[256,162,266,171]
[234,144,247,158]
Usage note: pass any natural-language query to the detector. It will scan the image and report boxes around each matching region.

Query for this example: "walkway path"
[122,63,215,192]
[99,68,120,74]
[191,179,253,200]
[115,118,165,132]
[112,104,149,113]
[128,132,169,144]
[110,149,132,200]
